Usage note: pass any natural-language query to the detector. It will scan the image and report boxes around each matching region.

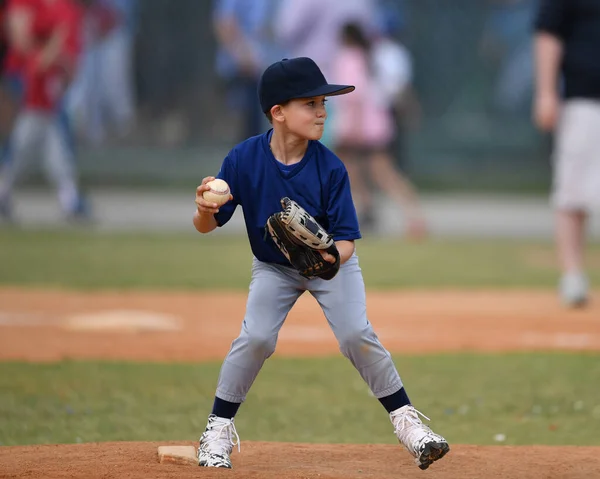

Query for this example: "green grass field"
[1,229,599,448]
[1,229,599,289]
[1,353,599,447]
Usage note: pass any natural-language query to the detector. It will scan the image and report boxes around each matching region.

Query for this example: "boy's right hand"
[195,176,231,215]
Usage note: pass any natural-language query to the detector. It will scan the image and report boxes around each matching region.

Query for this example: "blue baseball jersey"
[214,129,361,265]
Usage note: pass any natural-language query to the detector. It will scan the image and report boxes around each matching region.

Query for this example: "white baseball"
[203,179,231,207]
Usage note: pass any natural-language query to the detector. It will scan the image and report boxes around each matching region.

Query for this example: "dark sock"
[378,387,411,413]
[211,397,241,419]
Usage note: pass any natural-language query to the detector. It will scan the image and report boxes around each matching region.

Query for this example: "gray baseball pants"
[215,254,403,403]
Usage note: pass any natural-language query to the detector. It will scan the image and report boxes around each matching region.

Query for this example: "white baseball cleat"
[390,405,449,470]
[559,272,589,308]
[197,414,240,468]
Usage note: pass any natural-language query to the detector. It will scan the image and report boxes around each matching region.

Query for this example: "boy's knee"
[337,325,388,360]
[246,331,277,358]
[337,328,368,354]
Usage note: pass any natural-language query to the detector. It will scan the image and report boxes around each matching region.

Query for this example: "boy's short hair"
[258,57,354,114]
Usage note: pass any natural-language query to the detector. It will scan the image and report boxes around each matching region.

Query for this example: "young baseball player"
[193,56,449,471]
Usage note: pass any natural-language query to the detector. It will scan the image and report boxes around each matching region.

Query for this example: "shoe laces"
[202,416,241,454]
[390,406,434,455]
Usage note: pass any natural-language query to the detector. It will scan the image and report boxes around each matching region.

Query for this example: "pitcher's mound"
[1,441,599,479]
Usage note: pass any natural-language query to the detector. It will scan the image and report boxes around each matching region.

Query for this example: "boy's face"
[279,96,328,140]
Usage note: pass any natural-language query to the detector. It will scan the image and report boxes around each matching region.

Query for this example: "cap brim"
[297,84,355,99]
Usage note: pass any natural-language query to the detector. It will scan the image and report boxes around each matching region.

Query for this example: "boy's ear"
[271,105,285,122]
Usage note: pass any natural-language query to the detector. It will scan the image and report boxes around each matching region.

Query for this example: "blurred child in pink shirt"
[331,22,426,238]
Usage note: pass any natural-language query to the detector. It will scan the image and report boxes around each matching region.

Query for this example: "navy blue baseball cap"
[258,57,355,113]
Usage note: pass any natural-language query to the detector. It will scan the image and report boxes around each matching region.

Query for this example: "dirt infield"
[0,288,599,478]
[1,441,599,479]
[0,288,599,361]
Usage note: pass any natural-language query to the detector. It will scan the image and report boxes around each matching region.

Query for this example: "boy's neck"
[269,130,309,166]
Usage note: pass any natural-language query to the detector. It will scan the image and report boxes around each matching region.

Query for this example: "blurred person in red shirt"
[0,0,90,222]
[1,0,79,94]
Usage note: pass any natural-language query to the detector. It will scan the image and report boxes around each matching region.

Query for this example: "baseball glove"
[265,197,340,280]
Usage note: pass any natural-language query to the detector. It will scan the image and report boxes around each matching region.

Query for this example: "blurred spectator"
[66,0,137,145]
[481,0,536,114]
[273,0,378,79]
[212,0,278,142]
[331,22,427,238]
[533,0,600,307]
[0,0,90,222]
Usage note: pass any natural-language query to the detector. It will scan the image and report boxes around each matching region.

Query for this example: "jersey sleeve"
[534,0,569,39]
[213,152,239,227]
[326,166,361,241]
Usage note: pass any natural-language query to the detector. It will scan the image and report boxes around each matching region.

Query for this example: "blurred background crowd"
[0,0,545,198]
